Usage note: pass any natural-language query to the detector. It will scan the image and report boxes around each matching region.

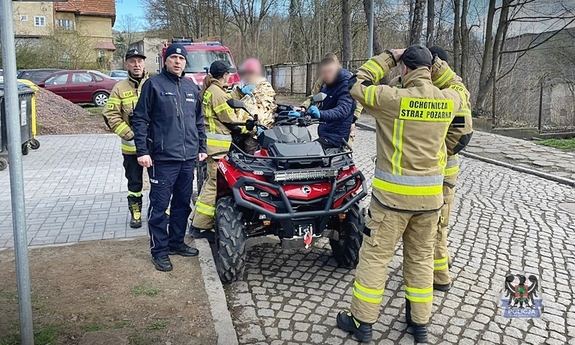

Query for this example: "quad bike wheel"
[30,139,40,150]
[330,203,364,268]
[196,159,208,194]
[214,196,247,283]
[0,157,7,171]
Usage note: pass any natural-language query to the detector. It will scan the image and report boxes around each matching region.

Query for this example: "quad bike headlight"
[274,169,338,182]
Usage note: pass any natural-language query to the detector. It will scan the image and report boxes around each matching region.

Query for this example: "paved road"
[0,135,149,248]
[225,128,575,344]
[358,114,575,180]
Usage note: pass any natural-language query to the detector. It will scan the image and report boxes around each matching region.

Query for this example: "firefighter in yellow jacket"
[302,52,363,148]
[190,61,249,242]
[102,49,149,228]
[428,46,473,291]
[336,45,468,344]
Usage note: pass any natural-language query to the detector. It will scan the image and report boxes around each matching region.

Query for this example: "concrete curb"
[195,239,239,345]
[356,122,575,188]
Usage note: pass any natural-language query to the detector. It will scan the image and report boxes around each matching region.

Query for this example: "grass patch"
[0,288,17,300]
[1,325,62,345]
[129,331,155,345]
[82,324,102,332]
[537,138,575,151]
[84,106,104,116]
[147,321,167,331]
[130,284,160,297]
[113,320,131,329]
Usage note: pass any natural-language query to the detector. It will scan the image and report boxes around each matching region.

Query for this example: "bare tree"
[342,0,352,66]
[361,0,383,55]
[426,0,435,46]
[409,0,426,44]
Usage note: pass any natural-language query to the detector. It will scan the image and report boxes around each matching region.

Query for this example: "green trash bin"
[0,86,35,171]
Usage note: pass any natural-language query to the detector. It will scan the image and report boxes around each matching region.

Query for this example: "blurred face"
[222,72,231,84]
[125,57,145,77]
[319,62,339,85]
[165,54,186,76]
[240,70,260,85]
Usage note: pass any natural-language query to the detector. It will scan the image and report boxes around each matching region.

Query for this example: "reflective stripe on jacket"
[102,72,149,155]
[350,53,465,212]
[203,78,242,158]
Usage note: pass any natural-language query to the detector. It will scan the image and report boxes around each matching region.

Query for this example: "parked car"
[38,70,118,107]
[109,70,128,81]
[17,69,63,84]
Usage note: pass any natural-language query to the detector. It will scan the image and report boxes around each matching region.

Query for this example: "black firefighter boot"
[128,196,142,229]
[405,299,429,343]
[336,309,373,343]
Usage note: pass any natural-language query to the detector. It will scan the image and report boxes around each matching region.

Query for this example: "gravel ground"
[36,88,109,135]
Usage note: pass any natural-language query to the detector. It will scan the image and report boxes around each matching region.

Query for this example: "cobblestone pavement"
[358,114,575,180]
[0,135,149,248]
[225,127,575,344]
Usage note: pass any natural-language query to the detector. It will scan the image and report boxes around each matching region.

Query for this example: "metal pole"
[368,0,374,58]
[538,80,544,133]
[0,0,34,343]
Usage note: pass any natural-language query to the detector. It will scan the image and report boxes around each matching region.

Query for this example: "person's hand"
[287,110,301,118]
[241,84,255,96]
[390,49,406,62]
[138,155,153,168]
[256,127,264,136]
[308,106,321,118]
[198,152,208,162]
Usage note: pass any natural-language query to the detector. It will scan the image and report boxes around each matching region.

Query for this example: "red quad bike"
[213,94,368,283]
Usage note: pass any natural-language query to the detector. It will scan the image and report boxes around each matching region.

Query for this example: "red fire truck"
[161,38,241,88]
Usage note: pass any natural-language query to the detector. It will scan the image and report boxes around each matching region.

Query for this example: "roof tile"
[55,0,115,17]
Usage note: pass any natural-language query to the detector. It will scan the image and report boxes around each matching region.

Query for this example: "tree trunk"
[342,0,352,67]
[426,0,435,46]
[459,0,469,84]
[475,0,496,109]
[361,0,383,55]
[452,0,461,74]
[409,0,426,45]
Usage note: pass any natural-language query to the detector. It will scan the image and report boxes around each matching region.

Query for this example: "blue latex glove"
[308,106,321,118]
[256,127,264,135]
[241,84,255,96]
[287,110,301,118]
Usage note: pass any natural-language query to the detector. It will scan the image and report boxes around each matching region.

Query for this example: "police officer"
[190,61,248,242]
[336,45,468,343]
[428,46,473,291]
[102,49,149,228]
[132,43,208,272]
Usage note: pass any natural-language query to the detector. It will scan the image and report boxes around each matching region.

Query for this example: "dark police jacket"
[317,68,356,146]
[133,69,207,161]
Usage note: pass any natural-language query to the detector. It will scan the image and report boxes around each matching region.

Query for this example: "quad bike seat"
[268,142,324,158]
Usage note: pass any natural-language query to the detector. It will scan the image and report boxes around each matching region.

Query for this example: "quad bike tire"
[22,143,29,156]
[214,196,247,283]
[196,159,207,194]
[30,139,40,150]
[330,203,364,268]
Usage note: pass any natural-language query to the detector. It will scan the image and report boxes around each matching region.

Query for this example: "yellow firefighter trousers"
[434,172,457,285]
[350,201,439,325]
[191,158,218,230]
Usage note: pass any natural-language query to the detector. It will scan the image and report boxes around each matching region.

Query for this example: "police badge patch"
[500,274,543,318]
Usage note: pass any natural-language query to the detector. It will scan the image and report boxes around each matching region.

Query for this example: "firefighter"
[428,46,473,291]
[132,44,207,272]
[190,61,253,242]
[336,45,468,343]
[302,52,363,148]
[102,49,150,229]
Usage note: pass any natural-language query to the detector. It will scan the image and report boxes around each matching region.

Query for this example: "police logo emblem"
[176,48,181,54]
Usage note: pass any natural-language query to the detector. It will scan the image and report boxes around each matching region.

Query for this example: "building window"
[56,19,73,30]
[98,50,106,58]
[155,56,160,64]
[34,16,45,27]
[20,15,28,22]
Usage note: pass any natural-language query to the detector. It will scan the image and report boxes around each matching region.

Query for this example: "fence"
[264,59,367,95]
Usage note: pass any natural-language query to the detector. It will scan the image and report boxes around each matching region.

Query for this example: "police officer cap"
[402,44,433,70]
[210,60,235,79]
[429,46,449,63]
[125,49,146,61]
[164,43,188,61]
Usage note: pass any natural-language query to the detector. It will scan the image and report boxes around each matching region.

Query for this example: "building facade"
[13,1,55,39]
[130,38,166,74]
